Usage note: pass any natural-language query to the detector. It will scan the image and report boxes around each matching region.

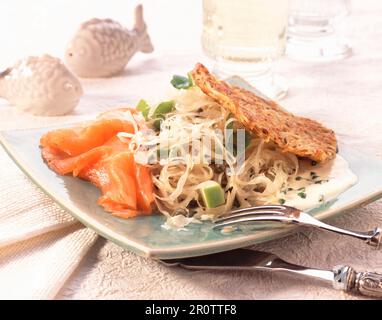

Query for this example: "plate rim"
[1,128,382,258]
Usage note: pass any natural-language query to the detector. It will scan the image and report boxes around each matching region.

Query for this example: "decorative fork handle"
[333,265,382,298]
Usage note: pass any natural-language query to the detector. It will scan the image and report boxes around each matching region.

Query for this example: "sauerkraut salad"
[117,74,300,228]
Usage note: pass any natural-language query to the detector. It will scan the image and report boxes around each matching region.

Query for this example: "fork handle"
[312,224,381,249]
[334,265,382,298]
[298,213,381,249]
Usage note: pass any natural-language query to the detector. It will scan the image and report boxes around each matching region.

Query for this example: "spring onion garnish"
[170,74,194,89]
[153,100,175,117]
[279,199,286,205]
[149,100,176,130]
[153,119,162,130]
[199,181,226,208]
[136,99,150,120]
[295,176,302,181]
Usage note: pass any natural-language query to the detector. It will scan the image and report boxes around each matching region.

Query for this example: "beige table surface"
[0,0,382,299]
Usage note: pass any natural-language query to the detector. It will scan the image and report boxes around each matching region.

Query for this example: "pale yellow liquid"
[202,0,289,64]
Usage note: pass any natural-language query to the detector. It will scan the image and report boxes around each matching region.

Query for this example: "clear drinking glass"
[287,0,352,61]
[202,0,290,100]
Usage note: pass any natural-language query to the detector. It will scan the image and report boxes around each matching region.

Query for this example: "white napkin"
[0,149,98,299]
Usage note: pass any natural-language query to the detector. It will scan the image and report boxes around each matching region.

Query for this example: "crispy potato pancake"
[191,63,337,163]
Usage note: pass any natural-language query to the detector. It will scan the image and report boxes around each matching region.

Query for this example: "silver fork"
[213,205,381,249]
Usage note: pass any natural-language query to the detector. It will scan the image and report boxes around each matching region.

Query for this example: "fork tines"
[213,205,293,229]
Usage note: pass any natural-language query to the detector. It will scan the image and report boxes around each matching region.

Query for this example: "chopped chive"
[279,199,286,205]
[287,187,294,191]
[295,176,302,181]
[315,179,329,184]
[298,187,306,191]
[310,172,319,180]
[297,192,307,199]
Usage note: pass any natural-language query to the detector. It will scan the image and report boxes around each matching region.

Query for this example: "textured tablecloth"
[0,0,382,300]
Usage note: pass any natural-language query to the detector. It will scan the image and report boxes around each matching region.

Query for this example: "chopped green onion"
[153,100,175,117]
[151,100,175,131]
[199,181,226,208]
[295,176,302,181]
[153,119,162,131]
[170,74,193,89]
[136,99,150,120]
[279,199,286,205]
[225,121,234,130]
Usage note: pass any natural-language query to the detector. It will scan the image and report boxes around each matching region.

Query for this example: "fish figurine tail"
[134,4,154,53]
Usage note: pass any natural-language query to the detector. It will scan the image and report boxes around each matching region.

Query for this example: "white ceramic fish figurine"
[65,4,154,78]
[0,55,83,116]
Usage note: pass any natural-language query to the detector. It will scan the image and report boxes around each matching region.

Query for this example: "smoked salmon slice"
[40,117,155,217]
[40,118,135,156]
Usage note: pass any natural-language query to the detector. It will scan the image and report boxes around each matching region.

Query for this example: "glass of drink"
[202,0,290,100]
[287,0,352,61]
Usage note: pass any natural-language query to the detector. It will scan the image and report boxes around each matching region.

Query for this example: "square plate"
[2,73,382,259]
[2,128,382,259]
